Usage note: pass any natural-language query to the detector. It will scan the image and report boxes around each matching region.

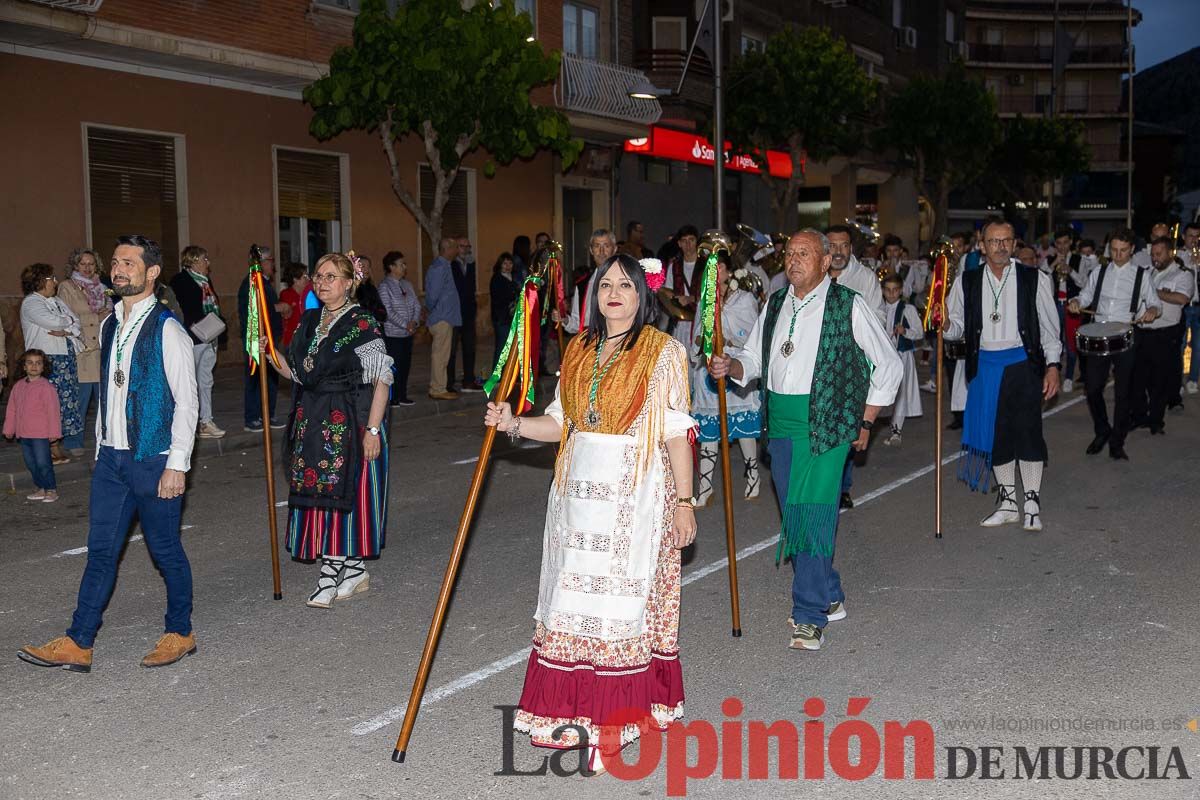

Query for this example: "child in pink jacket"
[3,349,62,502]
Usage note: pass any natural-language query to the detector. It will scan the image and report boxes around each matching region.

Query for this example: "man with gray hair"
[562,228,616,334]
[425,236,461,400]
[709,229,901,652]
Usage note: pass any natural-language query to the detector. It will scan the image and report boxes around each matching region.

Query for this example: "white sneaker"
[26,489,46,501]
[920,380,937,394]
[981,508,1020,527]
[884,429,902,446]
[197,420,226,439]
[1188,381,1198,395]
[825,600,848,622]
[1062,379,1074,393]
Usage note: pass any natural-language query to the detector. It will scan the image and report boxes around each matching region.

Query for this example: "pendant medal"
[114,368,125,388]
[303,355,315,372]
[585,405,601,428]
[990,311,1001,323]
[780,340,795,358]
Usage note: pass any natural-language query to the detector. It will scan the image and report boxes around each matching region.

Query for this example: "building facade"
[954,0,1139,240]
[0,0,660,355]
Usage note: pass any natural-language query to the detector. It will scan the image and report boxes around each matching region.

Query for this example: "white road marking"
[452,441,546,465]
[54,534,144,558]
[353,394,1088,736]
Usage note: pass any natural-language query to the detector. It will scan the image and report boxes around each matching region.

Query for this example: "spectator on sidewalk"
[56,248,110,455]
[3,349,62,503]
[20,262,82,465]
[354,254,389,328]
[450,236,482,392]
[171,246,227,440]
[424,237,461,400]
[237,245,289,432]
[379,250,421,407]
[278,262,311,347]
[489,252,519,368]
[512,235,532,285]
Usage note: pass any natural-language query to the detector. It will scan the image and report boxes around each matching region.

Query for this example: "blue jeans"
[767,438,845,627]
[841,453,854,493]
[66,447,192,648]
[1185,305,1200,383]
[63,381,97,451]
[244,361,279,426]
[20,438,56,490]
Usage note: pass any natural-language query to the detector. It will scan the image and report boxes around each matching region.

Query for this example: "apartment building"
[953,0,1139,239]
[0,0,661,335]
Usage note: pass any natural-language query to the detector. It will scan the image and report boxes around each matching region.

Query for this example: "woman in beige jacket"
[56,248,111,455]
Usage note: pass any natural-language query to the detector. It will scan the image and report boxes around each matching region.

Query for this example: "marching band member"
[880,274,924,445]
[1179,222,1200,395]
[659,225,702,347]
[1068,228,1161,461]
[1129,236,1194,434]
[945,219,1061,532]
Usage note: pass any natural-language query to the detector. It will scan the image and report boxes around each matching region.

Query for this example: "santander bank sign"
[625,126,800,179]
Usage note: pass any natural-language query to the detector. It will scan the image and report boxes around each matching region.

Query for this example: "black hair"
[950,231,971,244]
[626,220,643,237]
[676,224,700,241]
[1079,238,1097,250]
[583,253,657,352]
[492,251,515,276]
[382,250,405,274]
[1185,222,1200,234]
[880,273,903,289]
[19,263,55,295]
[117,234,163,269]
[512,235,532,266]
[882,234,903,249]
[1150,236,1175,250]
[1053,228,1076,242]
[824,223,855,239]
[17,348,51,380]
[1110,227,1136,246]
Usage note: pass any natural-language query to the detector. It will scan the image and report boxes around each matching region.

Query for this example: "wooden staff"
[713,307,743,637]
[391,346,522,763]
[552,259,567,360]
[934,327,944,540]
[250,258,283,600]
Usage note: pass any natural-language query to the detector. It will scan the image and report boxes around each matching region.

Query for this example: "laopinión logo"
[496,699,1194,795]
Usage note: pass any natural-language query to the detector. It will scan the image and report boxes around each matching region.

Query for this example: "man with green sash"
[710,229,901,651]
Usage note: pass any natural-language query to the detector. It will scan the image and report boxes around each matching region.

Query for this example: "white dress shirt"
[730,276,902,407]
[20,293,82,355]
[1176,250,1199,302]
[831,256,885,324]
[97,294,199,472]
[902,259,931,303]
[1145,263,1195,329]
[1076,260,1163,324]
[944,258,1063,365]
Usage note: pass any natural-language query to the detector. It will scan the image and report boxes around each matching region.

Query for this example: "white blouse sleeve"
[354,338,394,385]
[544,380,564,426]
[660,339,696,441]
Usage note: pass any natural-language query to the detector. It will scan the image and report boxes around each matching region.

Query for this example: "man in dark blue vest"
[945,219,1062,532]
[709,229,902,652]
[19,234,200,672]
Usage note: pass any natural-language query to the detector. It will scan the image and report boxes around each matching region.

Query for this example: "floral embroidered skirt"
[513,520,684,751]
[286,433,388,560]
[47,353,83,437]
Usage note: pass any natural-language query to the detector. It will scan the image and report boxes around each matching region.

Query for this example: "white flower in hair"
[639,257,663,274]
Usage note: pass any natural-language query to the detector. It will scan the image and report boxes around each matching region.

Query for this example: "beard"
[112,280,147,297]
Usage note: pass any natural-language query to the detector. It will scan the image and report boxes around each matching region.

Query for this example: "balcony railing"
[633,49,714,108]
[968,43,1129,65]
[995,94,1125,115]
[555,52,662,126]
[22,0,104,10]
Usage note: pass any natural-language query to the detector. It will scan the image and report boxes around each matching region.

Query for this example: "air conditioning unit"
[956,40,970,59]
[900,26,918,49]
[695,0,734,22]
[1007,73,1025,86]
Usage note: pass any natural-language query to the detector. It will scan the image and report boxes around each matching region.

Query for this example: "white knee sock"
[891,416,905,432]
[737,437,756,463]
[1019,460,1043,514]
[992,461,1017,510]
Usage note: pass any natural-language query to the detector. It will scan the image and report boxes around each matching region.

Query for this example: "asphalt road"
[2,383,1199,799]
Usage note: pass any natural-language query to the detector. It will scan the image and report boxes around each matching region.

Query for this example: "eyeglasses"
[985,238,1015,248]
[312,273,344,285]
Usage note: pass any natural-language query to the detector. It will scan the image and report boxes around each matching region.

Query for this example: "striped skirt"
[286,432,389,560]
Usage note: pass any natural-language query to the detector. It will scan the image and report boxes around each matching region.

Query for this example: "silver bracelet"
[506,415,522,444]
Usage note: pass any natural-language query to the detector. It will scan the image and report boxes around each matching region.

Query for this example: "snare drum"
[942,337,967,360]
[1076,321,1133,356]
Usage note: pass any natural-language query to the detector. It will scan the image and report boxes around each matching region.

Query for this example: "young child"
[881,274,924,446]
[2,349,62,502]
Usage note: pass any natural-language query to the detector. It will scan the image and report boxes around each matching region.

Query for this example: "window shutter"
[277,149,342,222]
[87,127,179,273]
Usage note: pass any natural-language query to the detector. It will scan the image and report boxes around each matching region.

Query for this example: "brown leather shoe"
[141,633,197,668]
[18,636,93,673]
[428,391,460,401]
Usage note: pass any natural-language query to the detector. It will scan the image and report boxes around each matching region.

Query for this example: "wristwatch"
[1045,362,1062,370]
[676,496,696,508]
[860,419,874,431]
[366,425,381,436]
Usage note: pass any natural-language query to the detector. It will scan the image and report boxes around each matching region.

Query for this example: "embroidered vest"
[760,282,871,455]
[99,307,177,461]
[893,301,916,353]
[962,264,1043,383]
[1089,262,1146,315]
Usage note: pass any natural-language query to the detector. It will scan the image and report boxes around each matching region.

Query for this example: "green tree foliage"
[725,26,877,231]
[984,116,1090,231]
[304,0,581,246]
[875,67,999,241]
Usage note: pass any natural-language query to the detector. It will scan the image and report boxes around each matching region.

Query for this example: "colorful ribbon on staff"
[696,252,721,360]
[923,251,950,331]
[483,274,543,414]
[245,252,280,374]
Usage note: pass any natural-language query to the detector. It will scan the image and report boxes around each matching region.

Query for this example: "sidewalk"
[0,334,528,492]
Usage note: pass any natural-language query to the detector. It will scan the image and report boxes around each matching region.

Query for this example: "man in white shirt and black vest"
[19,234,199,673]
[945,219,1062,532]
[1129,236,1195,434]
[1069,228,1162,460]
[708,229,901,652]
